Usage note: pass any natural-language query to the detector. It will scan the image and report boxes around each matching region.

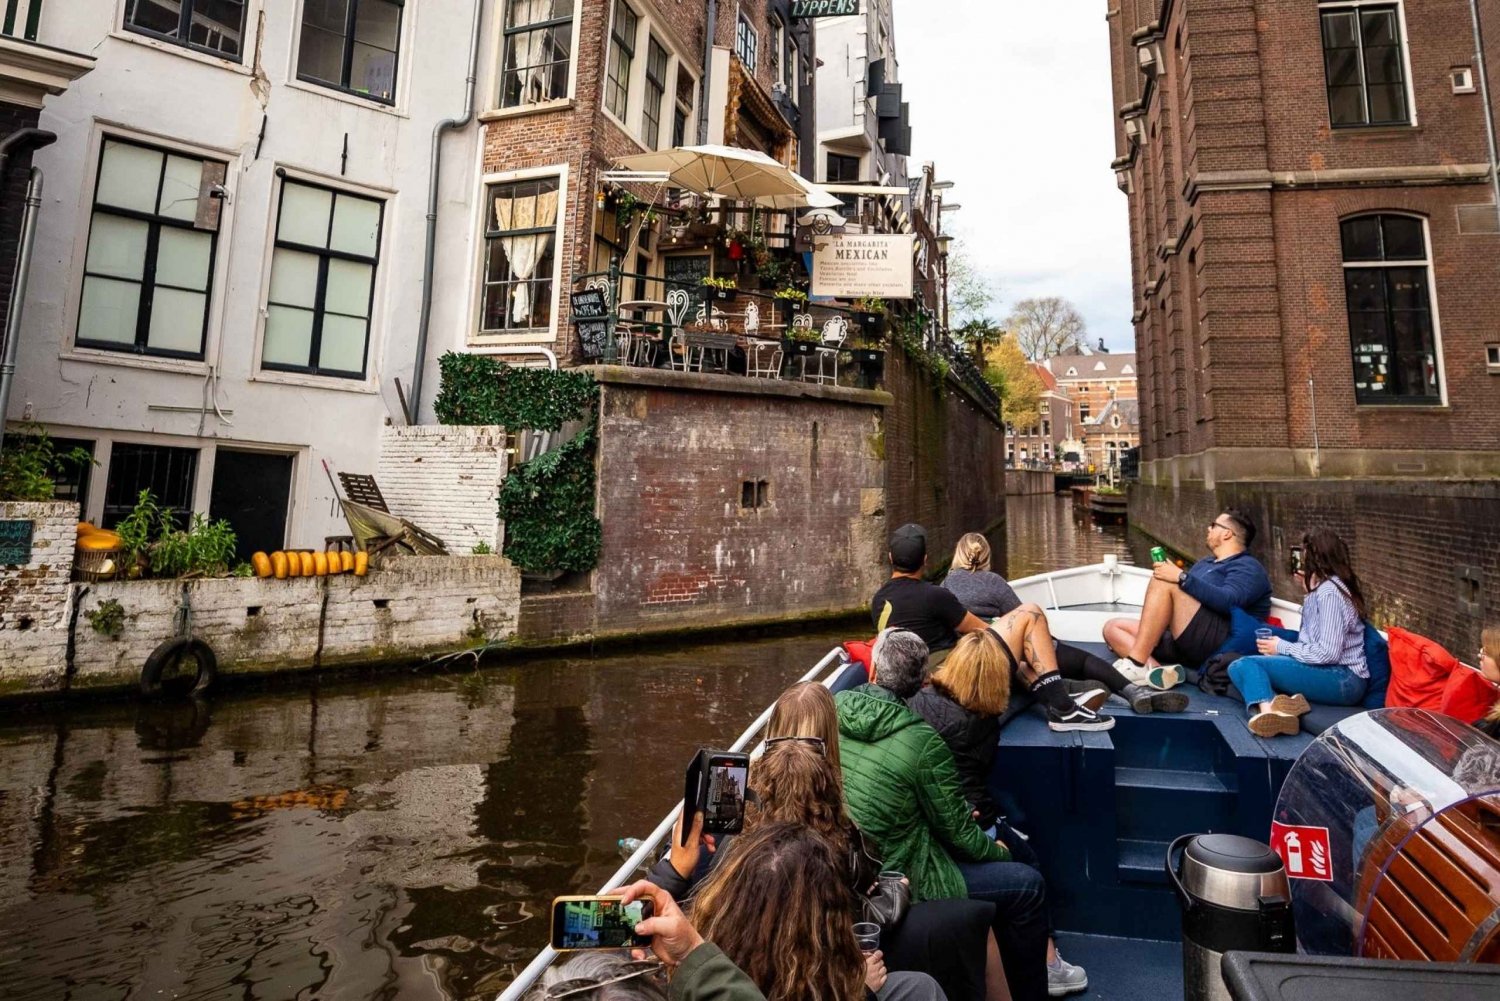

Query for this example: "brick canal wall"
[1130,478,1500,656]
[0,501,79,693]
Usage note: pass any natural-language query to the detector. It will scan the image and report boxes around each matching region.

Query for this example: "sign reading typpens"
[811,234,914,299]
[792,1,860,18]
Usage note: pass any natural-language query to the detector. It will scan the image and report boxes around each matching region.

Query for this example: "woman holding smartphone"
[1227,528,1370,737]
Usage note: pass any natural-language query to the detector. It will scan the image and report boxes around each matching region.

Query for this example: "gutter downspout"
[1469,0,1500,230]
[0,129,57,454]
[698,0,718,144]
[409,0,484,426]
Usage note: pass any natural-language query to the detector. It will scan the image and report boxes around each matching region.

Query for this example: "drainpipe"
[698,0,718,144]
[1469,0,1500,229]
[409,0,484,426]
[0,130,56,454]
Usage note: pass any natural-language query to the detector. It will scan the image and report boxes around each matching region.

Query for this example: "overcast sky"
[893,1,1134,352]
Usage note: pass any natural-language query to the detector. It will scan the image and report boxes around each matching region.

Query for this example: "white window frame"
[467,163,571,347]
[601,2,695,150]
[735,13,758,73]
[286,0,414,113]
[1316,0,1419,129]
[113,0,261,72]
[671,65,699,148]
[487,0,584,116]
[1340,211,1448,406]
[61,125,241,377]
[602,0,640,134]
[249,167,394,394]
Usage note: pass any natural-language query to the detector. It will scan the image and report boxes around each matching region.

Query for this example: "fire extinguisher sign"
[1270,822,1333,882]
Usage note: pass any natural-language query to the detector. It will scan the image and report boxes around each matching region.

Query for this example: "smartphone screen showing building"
[705,760,747,829]
[555,899,648,949]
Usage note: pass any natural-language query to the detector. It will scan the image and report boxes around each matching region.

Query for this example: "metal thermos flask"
[1167,834,1295,1001]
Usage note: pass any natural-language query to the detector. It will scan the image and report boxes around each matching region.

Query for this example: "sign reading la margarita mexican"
[792,1,860,18]
[811,234,915,299]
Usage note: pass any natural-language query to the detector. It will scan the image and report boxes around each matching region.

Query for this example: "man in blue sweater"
[1103,508,1272,689]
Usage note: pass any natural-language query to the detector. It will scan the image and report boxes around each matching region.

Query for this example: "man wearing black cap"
[871,524,1112,732]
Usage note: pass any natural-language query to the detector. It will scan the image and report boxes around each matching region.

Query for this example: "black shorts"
[1152,606,1231,669]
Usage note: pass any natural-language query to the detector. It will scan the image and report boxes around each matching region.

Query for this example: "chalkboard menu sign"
[570,288,612,359]
[0,519,33,566]
[664,254,711,315]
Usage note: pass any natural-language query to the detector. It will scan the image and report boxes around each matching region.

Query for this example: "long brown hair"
[692,822,866,1001]
[951,532,992,573]
[1301,528,1367,619]
[766,682,842,772]
[749,739,853,858]
[929,630,1012,716]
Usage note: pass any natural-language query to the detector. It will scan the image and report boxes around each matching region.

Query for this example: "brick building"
[1006,363,1076,466]
[1108,0,1500,651]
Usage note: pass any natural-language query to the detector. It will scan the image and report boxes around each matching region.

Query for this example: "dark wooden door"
[209,450,293,562]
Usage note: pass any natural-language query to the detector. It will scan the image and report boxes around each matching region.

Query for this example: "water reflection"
[0,632,844,1001]
[1005,493,1158,579]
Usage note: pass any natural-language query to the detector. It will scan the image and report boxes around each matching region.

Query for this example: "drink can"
[1150,546,1166,564]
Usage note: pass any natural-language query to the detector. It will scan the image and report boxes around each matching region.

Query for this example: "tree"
[945,238,999,328]
[1004,296,1088,360]
[983,334,1044,432]
[956,317,1005,360]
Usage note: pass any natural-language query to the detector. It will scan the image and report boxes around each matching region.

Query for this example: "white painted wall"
[812,2,905,188]
[10,1,486,549]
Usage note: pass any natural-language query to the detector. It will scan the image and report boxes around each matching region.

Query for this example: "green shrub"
[0,423,93,502]
[498,424,602,574]
[432,353,597,431]
[115,489,238,578]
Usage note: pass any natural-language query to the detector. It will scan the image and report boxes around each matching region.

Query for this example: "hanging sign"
[0,519,34,565]
[792,1,860,17]
[810,233,914,299]
[570,288,612,359]
[1269,822,1333,882]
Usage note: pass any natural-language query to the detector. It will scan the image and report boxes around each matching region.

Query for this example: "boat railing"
[495,645,854,1001]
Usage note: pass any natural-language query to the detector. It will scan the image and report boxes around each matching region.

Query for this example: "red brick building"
[1108,0,1500,651]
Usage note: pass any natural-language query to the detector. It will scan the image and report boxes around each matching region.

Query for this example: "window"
[481,175,562,335]
[740,480,769,509]
[263,179,384,379]
[124,0,246,60]
[102,443,198,530]
[643,36,668,149]
[1320,3,1411,127]
[605,1,638,121]
[735,14,757,72]
[769,17,783,86]
[828,152,860,217]
[1341,214,1442,403]
[77,138,225,360]
[1488,344,1500,371]
[786,33,800,94]
[500,0,575,109]
[673,71,695,147]
[1080,402,1091,421]
[298,0,403,104]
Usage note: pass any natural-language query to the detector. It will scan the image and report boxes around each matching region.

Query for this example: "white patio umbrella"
[612,144,835,207]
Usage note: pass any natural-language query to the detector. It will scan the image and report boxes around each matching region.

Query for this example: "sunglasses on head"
[544,962,665,1000]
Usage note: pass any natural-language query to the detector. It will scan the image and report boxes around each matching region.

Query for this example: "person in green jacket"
[837,628,1051,1001]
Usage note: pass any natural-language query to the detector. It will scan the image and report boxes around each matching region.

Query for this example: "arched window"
[1341,214,1441,404]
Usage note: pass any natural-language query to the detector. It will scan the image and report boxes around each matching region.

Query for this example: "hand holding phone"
[682,749,750,842]
[551,895,654,951]
[620,880,703,969]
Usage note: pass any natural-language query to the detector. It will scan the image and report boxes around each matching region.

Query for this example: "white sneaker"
[1047,953,1088,996]
[1112,657,1151,686]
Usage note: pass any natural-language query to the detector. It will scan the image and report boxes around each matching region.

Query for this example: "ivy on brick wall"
[497,422,603,574]
[433,352,598,431]
[432,353,603,575]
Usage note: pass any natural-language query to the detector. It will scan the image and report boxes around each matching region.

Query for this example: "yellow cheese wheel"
[298,551,315,577]
[340,550,355,573]
[313,552,329,576]
[326,546,344,573]
[77,521,99,536]
[251,552,272,578]
[271,551,289,579]
[286,551,302,577]
[78,533,121,551]
[353,551,369,577]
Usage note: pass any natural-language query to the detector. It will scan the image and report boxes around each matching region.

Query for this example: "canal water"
[0,496,1154,1001]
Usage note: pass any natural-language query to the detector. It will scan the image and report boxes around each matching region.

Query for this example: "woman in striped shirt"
[1228,529,1369,737]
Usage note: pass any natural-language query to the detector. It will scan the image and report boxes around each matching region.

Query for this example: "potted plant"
[702,275,738,302]
[852,296,887,337]
[773,286,809,309]
[781,320,822,357]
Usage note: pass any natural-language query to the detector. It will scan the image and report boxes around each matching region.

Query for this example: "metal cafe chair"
[743,301,784,379]
[665,289,693,371]
[805,315,849,386]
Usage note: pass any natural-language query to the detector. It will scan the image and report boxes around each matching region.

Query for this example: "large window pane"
[85,215,149,280]
[331,194,381,255]
[78,278,142,346]
[324,259,373,316]
[147,289,208,353]
[318,314,368,372]
[350,43,397,100]
[279,184,334,247]
[501,0,577,108]
[481,176,560,334]
[155,228,213,289]
[1341,214,1440,403]
[297,0,402,104]
[299,25,346,85]
[264,306,315,366]
[96,142,162,214]
[1321,5,1410,127]
[159,155,205,222]
[269,249,321,307]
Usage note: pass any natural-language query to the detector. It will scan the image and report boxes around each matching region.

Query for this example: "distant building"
[1085,397,1140,475]
[1006,363,1074,466]
[1043,352,1138,427]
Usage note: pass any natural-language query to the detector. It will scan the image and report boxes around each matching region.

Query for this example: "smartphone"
[550,895,653,951]
[1288,545,1305,577]
[682,749,751,844]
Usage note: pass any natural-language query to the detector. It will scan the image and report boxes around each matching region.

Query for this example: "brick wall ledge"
[1139,446,1500,486]
[1187,163,1492,200]
[585,364,893,407]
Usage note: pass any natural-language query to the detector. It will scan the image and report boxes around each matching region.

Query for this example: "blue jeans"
[1227,654,1367,710]
[955,860,1049,1001]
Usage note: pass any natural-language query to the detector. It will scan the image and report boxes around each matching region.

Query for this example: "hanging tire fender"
[140,638,218,698]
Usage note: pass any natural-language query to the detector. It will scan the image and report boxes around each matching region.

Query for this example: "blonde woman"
[1477,626,1500,739]
[942,534,1022,620]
